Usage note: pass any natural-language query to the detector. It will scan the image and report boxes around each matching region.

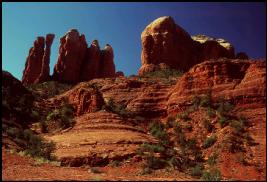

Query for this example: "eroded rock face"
[139,16,198,75]
[167,58,266,114]
[22,36,45,85]
[80,40,101,81]
[53,29,88,83]
[139,16,239,75]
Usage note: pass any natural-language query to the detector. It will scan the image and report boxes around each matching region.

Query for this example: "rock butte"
[139,16,248,75]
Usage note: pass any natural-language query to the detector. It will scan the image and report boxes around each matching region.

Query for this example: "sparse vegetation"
[176,111,191,121]
[203,135,217,149]
[199,91,212,108]
[90,167,103,174]
[3,126,55,160]
[44,102,75,132]
[138,120,203,175]
[203,119,213,132]
[26,81,73,99]
[207,152,218,166]
[201,168,221,181]
[190,163,204,177]
[142,68,183,80]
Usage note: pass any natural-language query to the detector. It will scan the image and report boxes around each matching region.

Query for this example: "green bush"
[201,169,221,181]
[229,119,244,133]
[176,111,191,121]
[207,153,218,166]
[203,135,217,149]
[192,96,201,110]
[207,107,216,118]
[5,127,55,160]
[190,164,204,176]
[31,110,40,120]
[39,120,48,133]
[46,103,74,130]
[142,68,183,79]
[166,116,176,128]
[218,116,228,128]
[90,167,102,174]
[217,100,234,116]
[200,92,212,108]
[148,120,169,145]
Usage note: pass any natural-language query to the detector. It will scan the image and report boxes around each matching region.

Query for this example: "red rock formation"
[35,34,55,83]
[53,29,88,83]
[139,16,198,75]
[62,83,104,115]
[22,36,45,85]
[139,16,238,75]
[80,40,101,81]
[167,58,266,114]
[99,44,116,78]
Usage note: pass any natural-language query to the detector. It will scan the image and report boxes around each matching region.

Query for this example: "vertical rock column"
[35,34,55,83]
[53,29,87,83]
[22,36,45,85]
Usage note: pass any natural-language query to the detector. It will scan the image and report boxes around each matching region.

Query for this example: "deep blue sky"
[2,2,266,80]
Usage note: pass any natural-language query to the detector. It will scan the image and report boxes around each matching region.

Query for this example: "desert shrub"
[31,110,40,120]
[134,116,145,122]
[218,116,228,128]
[201,168,221,181]
[148,120,170,145]
[228,135,244,153]
[191,96,201,110]
[139,120,203,174]
[39,120,48,133]
[203,135,217,149]
[190,163,204,176]
[90,167,102,174]
[176,111,191,121]
[105,98,134,118]
[46,103,74,130]
[229,119,244,133]
[207,153,218,166]
[217,100,234,116]
[142,68,183,79]
[27,81,72,99]
[166,116,176,128]
[5,127,55,160]
[203,119,213,132]
[200,92,212,108]
[207,107,216,118]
